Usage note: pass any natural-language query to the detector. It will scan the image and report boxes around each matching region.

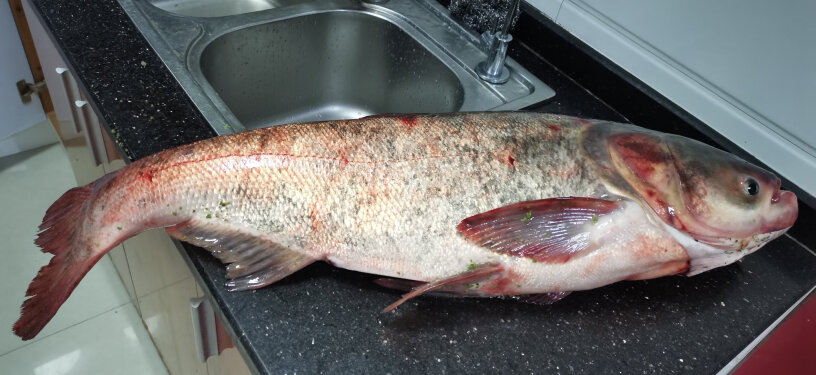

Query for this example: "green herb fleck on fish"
[520,210,532,223]
[591,214,599,225]
[219,201,231,207]
[117,226,122,231]
[467,260,476,271]
[206,214,212,219]
[172,211,177,216]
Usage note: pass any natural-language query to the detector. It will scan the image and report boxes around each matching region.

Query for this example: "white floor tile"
[0,144,161,373]
[0,144,129,354]
[0,304,167,375]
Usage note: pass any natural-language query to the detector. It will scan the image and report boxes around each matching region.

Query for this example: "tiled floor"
[0,140,166,374]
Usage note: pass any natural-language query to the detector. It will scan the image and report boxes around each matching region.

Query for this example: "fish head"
[606,129,798,253]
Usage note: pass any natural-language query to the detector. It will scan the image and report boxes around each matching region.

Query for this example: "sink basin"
[200,12,464,129]
[120,0,555,134]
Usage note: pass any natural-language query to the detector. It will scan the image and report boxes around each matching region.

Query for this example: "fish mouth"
[761,177,798,233]
[765,188,798,233]
[770,179,783,203]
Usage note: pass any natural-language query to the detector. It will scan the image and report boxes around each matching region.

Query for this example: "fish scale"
[13,112,797,340]
[144,113,595,276]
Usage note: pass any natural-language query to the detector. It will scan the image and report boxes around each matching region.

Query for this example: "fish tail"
[14,179,118,340]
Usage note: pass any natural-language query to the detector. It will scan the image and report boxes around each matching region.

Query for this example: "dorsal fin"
[457,197,620,263]
[166,221,315,291]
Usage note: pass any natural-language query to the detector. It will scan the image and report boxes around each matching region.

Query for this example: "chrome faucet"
[474,0,520,84]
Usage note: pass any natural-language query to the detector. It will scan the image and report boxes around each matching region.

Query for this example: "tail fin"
[13,184,107,340]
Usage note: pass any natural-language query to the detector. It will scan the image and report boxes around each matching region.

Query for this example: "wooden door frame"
[8,0,54,116]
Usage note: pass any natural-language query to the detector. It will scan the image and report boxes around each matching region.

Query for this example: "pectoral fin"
[166,221,315,291]
[457,197,620,263]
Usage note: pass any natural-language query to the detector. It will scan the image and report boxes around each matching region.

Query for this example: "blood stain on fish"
[138,169,154,183]
[612,134,669,179]
[399,116,418,128]
[481,271,521,294]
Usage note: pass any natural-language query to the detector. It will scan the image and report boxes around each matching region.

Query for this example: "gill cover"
[581,122,797,250]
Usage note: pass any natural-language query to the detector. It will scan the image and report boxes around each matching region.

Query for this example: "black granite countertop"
[28,0,816,374]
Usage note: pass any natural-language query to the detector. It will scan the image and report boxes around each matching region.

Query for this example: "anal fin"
[166,221,314,291]
[382,263,504,312]
[518,291,572,305]
[376,278,573,305]
[374,278,425,292]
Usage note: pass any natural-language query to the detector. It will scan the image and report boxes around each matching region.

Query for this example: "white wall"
[528,0,816,196]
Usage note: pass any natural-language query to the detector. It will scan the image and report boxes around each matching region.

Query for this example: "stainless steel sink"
[118,0,555,134]
[199,12,465,128]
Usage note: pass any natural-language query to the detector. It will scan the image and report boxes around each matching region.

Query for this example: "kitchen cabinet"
[20,0,120,181]
[207,348,252,375]
[104,187,250,374]
[195,284,252,375]
[139,276,207,374]
[19,0,250,373]
[120,228,250,375]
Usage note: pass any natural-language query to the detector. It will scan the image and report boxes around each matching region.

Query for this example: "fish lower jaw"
[664,223,786,276]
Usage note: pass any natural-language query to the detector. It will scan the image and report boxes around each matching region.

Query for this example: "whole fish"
[14,112,797,339]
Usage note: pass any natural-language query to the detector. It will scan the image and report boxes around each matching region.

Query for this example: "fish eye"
[744,177,760,196]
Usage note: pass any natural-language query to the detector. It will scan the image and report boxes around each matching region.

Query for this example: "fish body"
[14,112,797,339]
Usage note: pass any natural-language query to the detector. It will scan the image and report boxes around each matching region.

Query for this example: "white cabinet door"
[549,0,816,195]
[0,1,47,141]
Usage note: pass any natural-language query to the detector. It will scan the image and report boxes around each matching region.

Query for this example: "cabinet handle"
[71,99,96,165]
[58,67,109,166]
[74,100,109,165]
[55,67,82,134]
[190,297,218,362]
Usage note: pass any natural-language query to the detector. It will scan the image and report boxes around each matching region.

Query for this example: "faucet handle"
[480,30,497,52]
[473,0,520,84]
[476,31,512,84]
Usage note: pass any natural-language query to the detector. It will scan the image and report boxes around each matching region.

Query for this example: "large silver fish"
[14,112,798,339]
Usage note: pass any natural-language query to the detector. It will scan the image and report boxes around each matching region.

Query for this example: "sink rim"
[147,0,312,18]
